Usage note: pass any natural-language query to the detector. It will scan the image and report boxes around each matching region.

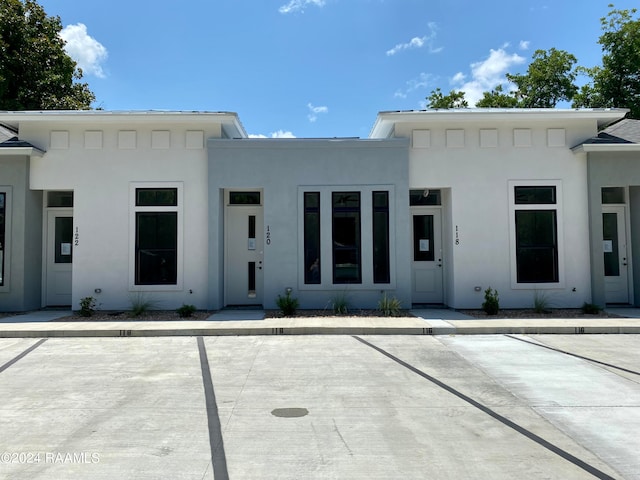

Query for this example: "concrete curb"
[0,317,638,337]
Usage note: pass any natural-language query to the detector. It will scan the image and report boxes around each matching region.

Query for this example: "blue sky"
[40,0,638,138]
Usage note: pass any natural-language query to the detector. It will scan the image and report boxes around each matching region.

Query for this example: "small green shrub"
[177,304,197,318]
[79,296,96,317]
[331,292,350,315]
[582,302,602,314]
[130,293,157,317]
[378,292,402,317]
[276,290,299,317]
[533,290,551,314]
[482,287,500,315]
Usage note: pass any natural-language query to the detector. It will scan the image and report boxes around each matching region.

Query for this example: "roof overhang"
[0,110,248,138]
[571,143,640,154]
[0,145,45,157]
[369,108,629,138]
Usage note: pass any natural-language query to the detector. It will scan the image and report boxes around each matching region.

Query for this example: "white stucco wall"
[21,119,225,311]
[394,118,598,309]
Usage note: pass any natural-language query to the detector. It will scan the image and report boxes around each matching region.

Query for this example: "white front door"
[411,208,443,304]
[46,209,73,306]
[224,193,264,306]
[603,206,629,304]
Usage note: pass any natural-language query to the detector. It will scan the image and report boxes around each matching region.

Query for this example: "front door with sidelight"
[411,207,443,304]
[603,206,629,304]
[46,209,73,306]
[225,191,264,306]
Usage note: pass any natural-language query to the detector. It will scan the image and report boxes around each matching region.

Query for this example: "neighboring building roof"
[0,110,248,139]
[369,108,629,139]
[0,122,44,157]
[573,118,640,153]
[0,123,17,143]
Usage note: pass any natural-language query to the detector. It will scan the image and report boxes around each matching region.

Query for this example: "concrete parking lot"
[0,334,638,479]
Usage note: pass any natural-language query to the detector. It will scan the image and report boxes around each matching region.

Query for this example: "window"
[304,192,321,284]
[372,191,390,283]
[47,191,74,207]
[332,192,361,284]
[134,187,179,285]
[410,189,441,206]
[229,192,261,205]
[0,193,5,286]
[601,187,625,204]
[513,185,559,283]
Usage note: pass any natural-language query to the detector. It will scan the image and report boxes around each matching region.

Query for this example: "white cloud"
[394,72,435,99]
[451,47,525,106]
[451,72,466,84]
[386,23,442,56]
[279,0,325,14]
[249,130,297,138]
[60,23,108,78]
[271,130,297,138]
[307,103,328,122]
[519,40,530,50]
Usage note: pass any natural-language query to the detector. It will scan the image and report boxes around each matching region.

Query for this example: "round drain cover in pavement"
[271,408,309,418]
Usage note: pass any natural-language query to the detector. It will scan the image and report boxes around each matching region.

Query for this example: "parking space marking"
[197,336,229,480]
[0,339,47,374]
[505,334,640,376]
[352,335,616,480]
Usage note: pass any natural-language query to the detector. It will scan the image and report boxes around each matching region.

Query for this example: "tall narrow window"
[135,188,178,285]
[332,192,361,284]
[372,191,390,283]
[514,186,558,283]
[304,192,321,284]
[0,193,5,286]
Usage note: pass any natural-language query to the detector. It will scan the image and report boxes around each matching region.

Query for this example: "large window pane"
[0,193,5,286]
[372,191,390,283]
[332,192,361,284]
[304,192,321,284]
[135,212,177,284]
[515,210,558,282]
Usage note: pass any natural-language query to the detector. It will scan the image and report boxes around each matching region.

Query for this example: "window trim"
[0,187,11,292]
[298,185,396,290]
[129,182,183,291]
[509,180,564,289]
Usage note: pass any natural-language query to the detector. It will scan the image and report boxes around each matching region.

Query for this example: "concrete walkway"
[0,308,638,337]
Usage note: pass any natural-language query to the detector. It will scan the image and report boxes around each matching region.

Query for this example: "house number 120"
[266,226,271,245]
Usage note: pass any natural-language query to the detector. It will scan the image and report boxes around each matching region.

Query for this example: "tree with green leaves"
[506,48,578,108]
[425,88,468,109]
[0,0,95,110]
[475,84,519,108]
[573,6,640,118]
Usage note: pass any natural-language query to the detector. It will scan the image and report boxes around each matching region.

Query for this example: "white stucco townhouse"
[0,108,634,312]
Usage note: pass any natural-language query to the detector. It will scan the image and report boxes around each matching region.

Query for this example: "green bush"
[582,302,602,314]
[482,287,500,315]
[378,292,402,317]
[176,304,197,318]
[331,292,350,315]
[78,296,96,317]
[129,293,157,317]
[533,290,551,314]
[276,290,299,317]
